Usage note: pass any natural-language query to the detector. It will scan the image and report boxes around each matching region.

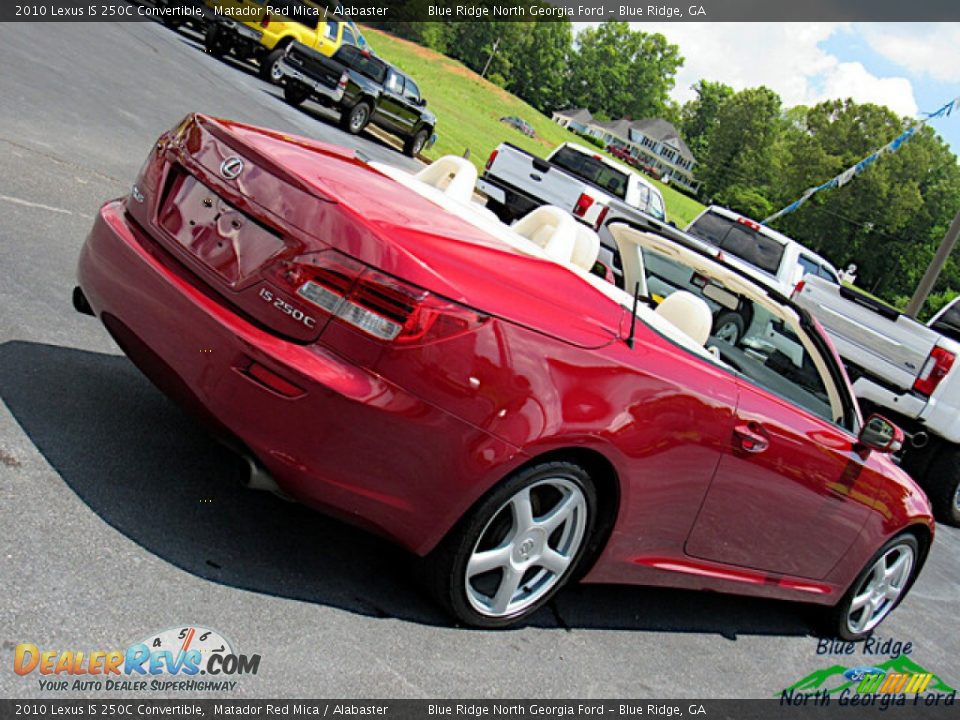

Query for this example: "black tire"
[283,82,310,107]
[204,25,230,59]
[421,461,597,628]
[712,311,745,345]
[340,102,371,135]
[926,445,960,526]
[825,533,919,641]
[403,128,430,158]
[259,47,287,84]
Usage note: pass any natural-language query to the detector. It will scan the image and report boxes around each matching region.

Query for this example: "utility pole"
[905,208,960,318]
[480,38,500,79]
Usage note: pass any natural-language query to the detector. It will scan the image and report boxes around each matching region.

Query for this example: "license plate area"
[158,172,285,287]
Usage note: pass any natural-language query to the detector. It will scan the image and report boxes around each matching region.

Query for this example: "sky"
[605,22,960,154]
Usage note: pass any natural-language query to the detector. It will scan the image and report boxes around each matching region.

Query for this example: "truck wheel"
[712,311,745,345]
[283,82,310,107]
[404,129,430,158]
[341,102,371,135]
[420,461,596,628]
[927,445,960,526]
[205,26,230,59]
[260,48,287,85]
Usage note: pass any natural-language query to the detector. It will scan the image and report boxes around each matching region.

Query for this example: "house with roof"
[551,108,700,194]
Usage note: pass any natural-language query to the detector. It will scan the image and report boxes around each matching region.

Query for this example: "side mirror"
[419,98,428,108]
[858,414,903,454]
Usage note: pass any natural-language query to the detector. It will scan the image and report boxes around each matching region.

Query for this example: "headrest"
[511,206,577,264]
[571,224,600,271]
[654,291,713,346]
[413,155,478,205]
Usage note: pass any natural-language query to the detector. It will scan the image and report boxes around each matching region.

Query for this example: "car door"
[376,69,407,132]
[685,318,878,580]
[397,77,423,134]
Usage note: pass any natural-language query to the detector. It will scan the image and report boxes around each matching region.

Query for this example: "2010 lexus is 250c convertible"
[75,114,934,634]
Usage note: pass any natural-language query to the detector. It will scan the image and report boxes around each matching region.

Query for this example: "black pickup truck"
[278,43,436,157]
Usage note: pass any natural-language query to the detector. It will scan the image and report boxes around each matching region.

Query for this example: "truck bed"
[793,275,939,391]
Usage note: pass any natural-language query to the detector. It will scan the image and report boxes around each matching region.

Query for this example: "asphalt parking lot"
[1,20,958,700]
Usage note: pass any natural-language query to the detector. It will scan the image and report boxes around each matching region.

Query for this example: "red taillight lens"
[485,149,498,172]
[338,72,349,89]
[260,13,271,28]
[573,193,594,218]
[594,204,609,229]
[792,279,806,297]
[913,346,956,397]
[268,250,485,345]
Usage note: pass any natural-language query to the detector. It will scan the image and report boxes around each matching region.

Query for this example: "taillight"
[337,72,349,90]
[485,149,498,171]
[594,204,609,229]
[573,193,594,218]
[260,13,271,28]
[269,251,485,345]
[913,346,955,397]
[792,279,805,297]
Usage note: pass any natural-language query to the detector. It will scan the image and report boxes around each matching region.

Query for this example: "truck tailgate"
[489,145,596,214]
[285,42,345,91]
[793,275,938,390]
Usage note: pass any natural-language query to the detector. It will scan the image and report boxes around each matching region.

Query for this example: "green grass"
[363,27,705,227]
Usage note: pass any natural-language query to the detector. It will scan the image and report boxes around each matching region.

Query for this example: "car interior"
[374,155,849,429]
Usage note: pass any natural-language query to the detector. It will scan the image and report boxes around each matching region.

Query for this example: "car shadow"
[0,339,818,637]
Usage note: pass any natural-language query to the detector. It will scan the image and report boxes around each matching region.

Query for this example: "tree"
[699,86,782,211]
[680,80,733,161]
[565,22,682,121]
[507,21,572,113]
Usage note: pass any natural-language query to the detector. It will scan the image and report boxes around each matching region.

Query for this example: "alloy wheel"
[846,543,915,635]
[464,478,587,618]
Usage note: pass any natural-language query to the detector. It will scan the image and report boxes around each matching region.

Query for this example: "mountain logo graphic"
[779,655,956,697]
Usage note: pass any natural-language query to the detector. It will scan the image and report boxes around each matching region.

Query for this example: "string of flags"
[762,96,960,225]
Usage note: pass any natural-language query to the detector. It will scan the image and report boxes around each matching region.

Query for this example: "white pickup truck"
[477,141,666,228]
[793,275,960,525]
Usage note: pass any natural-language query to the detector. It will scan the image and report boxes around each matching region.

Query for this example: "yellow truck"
[205,0,370,82]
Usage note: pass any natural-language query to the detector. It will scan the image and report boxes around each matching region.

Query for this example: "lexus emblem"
[220,156,244,180]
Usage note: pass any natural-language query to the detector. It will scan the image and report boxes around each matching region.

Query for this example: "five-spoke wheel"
[423,461,596,628]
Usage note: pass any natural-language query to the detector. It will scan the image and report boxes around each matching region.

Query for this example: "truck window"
[385,70,404,94]
[342,25,357,47]
[687,212,785,276]
[323,20,337,40]
[550,147,629,200]
[798,255,820,279]
[402,78,421,103]
[818,264,840,284]
[649,192,665,221]
[335,46,387,84]
[930,300,960,344]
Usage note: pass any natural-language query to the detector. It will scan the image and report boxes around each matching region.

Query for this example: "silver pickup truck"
[794,275,960,525]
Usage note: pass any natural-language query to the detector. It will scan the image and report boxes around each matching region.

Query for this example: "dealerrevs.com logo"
[14,626,261,692]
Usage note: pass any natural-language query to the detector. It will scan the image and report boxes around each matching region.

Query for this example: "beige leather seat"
[655,291,713,346]
[511,206,578,264]
[570,223,600,271]
[413,155,477,205]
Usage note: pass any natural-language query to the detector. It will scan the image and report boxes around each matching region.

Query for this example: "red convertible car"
[76,115,934,634]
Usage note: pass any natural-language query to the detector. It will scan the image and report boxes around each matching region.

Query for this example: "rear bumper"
[277,59,344,102]
[78,201,519,554]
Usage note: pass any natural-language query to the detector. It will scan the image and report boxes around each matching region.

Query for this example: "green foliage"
[680,80,733,161]
[574,132,606,149]
[564,22,683,121]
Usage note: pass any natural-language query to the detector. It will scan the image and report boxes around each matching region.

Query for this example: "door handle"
[733,422,769,454]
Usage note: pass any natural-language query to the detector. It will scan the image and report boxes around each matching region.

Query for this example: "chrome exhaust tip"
[909,431,929,449]
[241,454,294,502]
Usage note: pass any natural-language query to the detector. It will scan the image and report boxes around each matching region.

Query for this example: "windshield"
[551,146,628,200]
[687,212,785,276]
